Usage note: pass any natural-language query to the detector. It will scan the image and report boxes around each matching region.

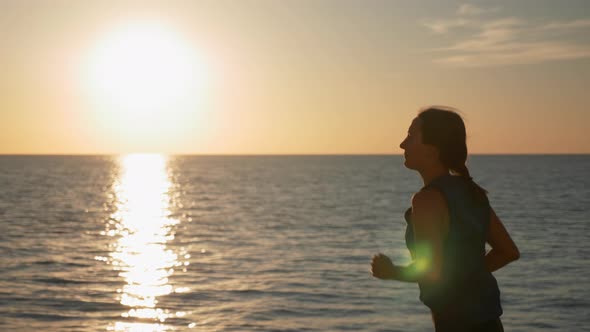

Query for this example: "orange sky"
[1,1,589,154]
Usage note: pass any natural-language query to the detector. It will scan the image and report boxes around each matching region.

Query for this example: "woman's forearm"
[485,249,519,272]
[389,249,517,281]
[391,263,421,283]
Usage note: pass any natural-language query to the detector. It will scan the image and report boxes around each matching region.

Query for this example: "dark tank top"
[404,174,503,324]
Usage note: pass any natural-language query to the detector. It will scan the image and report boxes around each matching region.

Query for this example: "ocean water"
[0,155,588,332]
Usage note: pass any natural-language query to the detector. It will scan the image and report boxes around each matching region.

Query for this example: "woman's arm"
[371,189,448,283]
[485,207,520,272]
[394,189,448,283]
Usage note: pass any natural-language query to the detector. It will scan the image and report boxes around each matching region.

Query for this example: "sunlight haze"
[1,0,589,154]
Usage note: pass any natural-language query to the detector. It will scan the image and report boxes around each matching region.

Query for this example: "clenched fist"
[371,253,396,280]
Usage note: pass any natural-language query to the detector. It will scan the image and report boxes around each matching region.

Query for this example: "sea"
[0,155,588,332]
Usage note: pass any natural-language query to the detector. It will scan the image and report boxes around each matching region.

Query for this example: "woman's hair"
[417,106,489,204]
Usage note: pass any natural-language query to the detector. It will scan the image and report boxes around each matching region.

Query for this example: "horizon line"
[1,153,589,157]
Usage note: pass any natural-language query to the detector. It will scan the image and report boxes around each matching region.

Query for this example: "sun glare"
[83,21,207,136]
[99,154,194,329]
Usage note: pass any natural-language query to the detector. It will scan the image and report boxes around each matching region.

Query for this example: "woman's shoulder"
[411,189,447,214]
[410,189,450,235]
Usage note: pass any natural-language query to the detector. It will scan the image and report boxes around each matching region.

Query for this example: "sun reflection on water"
[101,154,186,330]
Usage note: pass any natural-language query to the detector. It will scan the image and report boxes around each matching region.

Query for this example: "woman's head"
[417,107,468,176]
[400,106,488,201]
[400,107,466,171]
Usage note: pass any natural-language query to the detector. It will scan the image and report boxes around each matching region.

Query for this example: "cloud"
[434,42,590,67]
[422,5,590,67]
[422,18,474,34]
[457,4,500,16]
[541,19,590,30]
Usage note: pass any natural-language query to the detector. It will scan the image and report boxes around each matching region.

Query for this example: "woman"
[371,107,520,332]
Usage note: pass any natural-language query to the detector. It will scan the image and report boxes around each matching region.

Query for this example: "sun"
[83,20,206,130]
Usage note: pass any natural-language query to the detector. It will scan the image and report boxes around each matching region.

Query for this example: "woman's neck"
[419,166,450,187]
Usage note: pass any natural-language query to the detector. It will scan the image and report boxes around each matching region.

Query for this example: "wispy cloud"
[457,4,500,16]
[541,19,590,30]
[422,4,590,67]
[422,18,474,34]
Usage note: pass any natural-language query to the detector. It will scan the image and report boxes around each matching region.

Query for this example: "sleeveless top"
[404,174,503,324]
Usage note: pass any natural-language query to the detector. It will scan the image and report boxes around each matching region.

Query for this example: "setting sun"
[83,20,207,140]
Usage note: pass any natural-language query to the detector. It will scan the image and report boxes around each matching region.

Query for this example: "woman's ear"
[425,144,440,161]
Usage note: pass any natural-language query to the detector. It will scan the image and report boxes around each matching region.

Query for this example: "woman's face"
[399,117,437,170]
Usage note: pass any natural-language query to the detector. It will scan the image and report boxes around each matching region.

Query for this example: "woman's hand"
[371,253,396,280]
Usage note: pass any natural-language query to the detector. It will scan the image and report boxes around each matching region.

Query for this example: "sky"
[1,0,589,155]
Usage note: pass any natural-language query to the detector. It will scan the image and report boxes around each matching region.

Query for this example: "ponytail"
[417,107,490,204]
[453,163,489,204]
